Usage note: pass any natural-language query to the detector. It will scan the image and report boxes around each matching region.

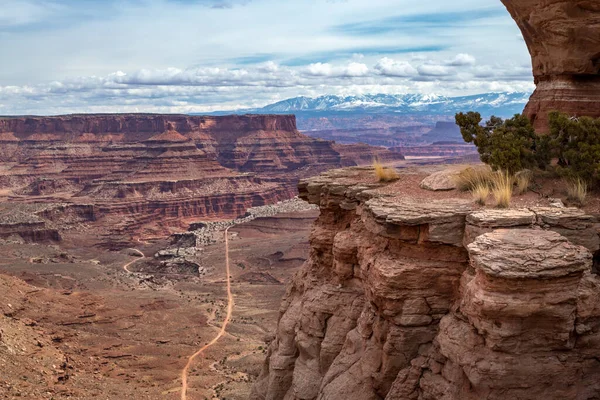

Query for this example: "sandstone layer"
[501,0,600,131]
[0,114,403,237]
[252,167,600,400]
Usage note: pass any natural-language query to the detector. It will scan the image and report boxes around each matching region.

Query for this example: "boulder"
[419,169,459,191]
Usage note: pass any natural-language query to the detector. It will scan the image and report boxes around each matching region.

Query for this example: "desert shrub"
[514,169,532,195]
[471,182,491,205]
[491,171,513,208]
[373,159,400,182]
[453,165,493,192]
[547,112,600,185]
[566,178,588,205]
[455,112,547,174]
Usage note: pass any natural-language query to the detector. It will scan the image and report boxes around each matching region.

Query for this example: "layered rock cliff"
[502,0,600,132]
[0,115,403,236]
[252,167,600,399]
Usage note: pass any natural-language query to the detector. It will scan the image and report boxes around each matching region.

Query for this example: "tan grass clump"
[373,159,400,182]
[471,182,491,206]
[453,166,493,192]
[491,171,513,208]
[567,178,588,206]
[515,169,532,195]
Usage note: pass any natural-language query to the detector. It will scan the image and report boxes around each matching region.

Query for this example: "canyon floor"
[0,209,317,400]
[4,160,597,400]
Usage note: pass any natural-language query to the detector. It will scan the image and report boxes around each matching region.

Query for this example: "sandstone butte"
[0,114,403,239]
[251,167,600,400]
[501,0,600,132]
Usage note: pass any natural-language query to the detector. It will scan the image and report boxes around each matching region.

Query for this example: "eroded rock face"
[252,167,600,400]
[408,230,600,400]
[0,115,403,235]
[501,0,600,132]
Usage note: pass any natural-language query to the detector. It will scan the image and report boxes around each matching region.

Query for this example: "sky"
[0,0,534,115]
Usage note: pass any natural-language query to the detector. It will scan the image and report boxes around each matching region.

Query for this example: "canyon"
[252,167,600,400]
[0,114,403,240]
[0,202,320,399]
[3,1,600,399]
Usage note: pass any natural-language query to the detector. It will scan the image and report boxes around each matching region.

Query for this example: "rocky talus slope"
[502,0,600,132]
[252,167,600,400]
[0,114,403,237]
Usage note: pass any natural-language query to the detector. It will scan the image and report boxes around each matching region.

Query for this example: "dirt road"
[123,249,145,273]
[180,227,234,400]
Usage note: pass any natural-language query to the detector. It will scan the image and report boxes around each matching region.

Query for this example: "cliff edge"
[252,166,600,400]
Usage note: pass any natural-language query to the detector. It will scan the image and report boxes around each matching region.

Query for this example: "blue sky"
[0,0,533,114]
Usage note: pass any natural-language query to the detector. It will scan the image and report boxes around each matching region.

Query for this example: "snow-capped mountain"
[255,92,531,117]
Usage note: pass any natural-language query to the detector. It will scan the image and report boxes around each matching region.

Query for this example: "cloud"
[304,62,369,77]
[417,64,453,77]
[447,53,476,66]
[228,54,276,65]
[374,58,417,77]
[331,7,506,36]
[0,0,533,114]
[281,45,447,67]
[0,55,538,115]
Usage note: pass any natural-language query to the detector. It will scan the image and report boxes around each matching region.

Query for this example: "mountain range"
[203,92,532,118]
[254,92,531,117]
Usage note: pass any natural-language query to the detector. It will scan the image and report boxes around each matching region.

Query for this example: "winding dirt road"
[180,227,234,400]
[123,249,145,273]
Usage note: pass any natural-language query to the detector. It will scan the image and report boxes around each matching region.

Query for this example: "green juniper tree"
[455,112,545,174]
[547,111,600,184]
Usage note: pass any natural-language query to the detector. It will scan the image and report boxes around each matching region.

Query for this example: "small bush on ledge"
[547,112,600,185]
[456,111,600,191]
[373,159,400,182]
[455,112,543,174]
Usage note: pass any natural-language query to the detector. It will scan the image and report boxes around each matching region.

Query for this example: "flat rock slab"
[366,197,473,226]
[468,229,591,279]
[467,209,536,227]
[419,169,460,191]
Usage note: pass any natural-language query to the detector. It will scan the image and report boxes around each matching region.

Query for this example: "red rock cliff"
[252,167,600,399]
[501,0,600,132]
[0,114,403,236]
[0,114,297,141]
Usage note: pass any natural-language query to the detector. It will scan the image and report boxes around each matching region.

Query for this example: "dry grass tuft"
[454,166,494,191]
[566,178,588,206]
[491,171,513,208]
[471,182,491,206]
[373,159,400,182]
[515,170,532,195]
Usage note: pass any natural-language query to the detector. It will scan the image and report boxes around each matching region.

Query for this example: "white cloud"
[304,62,369,77]
[305,63,334,76]
[0,57,537,115]
[0,0,535,114]
[447,53,476,66]
[345,62,369,77]
[374,58,417,77]
[417,64,453,77]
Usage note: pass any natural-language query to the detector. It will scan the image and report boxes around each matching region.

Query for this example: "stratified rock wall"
[0,115,403,235]
[501,0,600,132]
[252,167,600,400]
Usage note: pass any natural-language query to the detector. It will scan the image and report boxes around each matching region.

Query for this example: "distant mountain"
[251,92,531,118]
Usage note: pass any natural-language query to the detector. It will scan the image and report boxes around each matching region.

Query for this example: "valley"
[0,206,318,399]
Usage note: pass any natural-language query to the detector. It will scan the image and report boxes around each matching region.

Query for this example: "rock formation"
[0,114,403,236]
[252,167,600,400]
[501,0,600,132]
